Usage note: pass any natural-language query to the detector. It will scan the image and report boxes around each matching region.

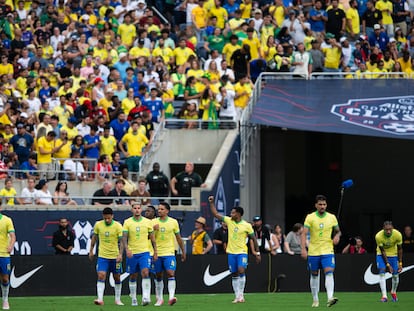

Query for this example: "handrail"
[151,5,170,25]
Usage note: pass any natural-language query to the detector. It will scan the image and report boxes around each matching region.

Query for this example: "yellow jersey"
[0,214,14,257]
[117,23,136,47]
[173,47,196,66]
[222,216,253,254]
[123,216,154,254]
[93,219,123,259]
[375,229,403,256]
[100,135,117,160]
[154,217,180,256]
[304,211,339,256]
[37,136,55,164]
[120,132,149,157]
[0,188,17,206]
[222,43,241,64]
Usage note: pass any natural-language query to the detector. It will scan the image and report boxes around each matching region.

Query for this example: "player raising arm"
[89,207,124,306]
[375,221,403,302]
[208,195,260,304]
[300,194,341,308]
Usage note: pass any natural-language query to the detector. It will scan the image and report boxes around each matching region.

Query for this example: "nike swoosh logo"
[203,264,231,286]
[109,272,130,287]
[10,265,43,288]
[364,263,414,285]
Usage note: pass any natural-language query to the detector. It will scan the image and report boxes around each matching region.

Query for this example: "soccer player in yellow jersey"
[0,200,16,310]
[122,202,157,306]
[375,221,403,302]
[301,195,341,308]
[153,202,186,306]
[89,207,124,306]
[209,195,260,304]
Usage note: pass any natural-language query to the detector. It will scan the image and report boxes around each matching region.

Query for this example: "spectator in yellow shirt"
[0,178,17,206]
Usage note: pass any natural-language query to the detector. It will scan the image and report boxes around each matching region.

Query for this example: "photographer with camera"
[342,236,366,254]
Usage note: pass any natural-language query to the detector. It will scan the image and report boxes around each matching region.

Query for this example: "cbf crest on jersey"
[331,96,414,136]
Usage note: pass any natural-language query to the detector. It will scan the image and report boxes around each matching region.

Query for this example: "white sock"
[155,279,164,301]
[391,275,399,293]
[97,281,105,301]
[129,280,137,299]
[167,278,176,300]
[310,275,319,302]
[238,275,246,298]
[142,278,151,301]
[115,283,122,302]
[379,274,387,297]
[232,277,239,298]
[1,283,9,302]
[325,273,334,300]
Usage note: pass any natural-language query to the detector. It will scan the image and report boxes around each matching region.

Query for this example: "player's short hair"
[147,205,156,214]
[103,207,113,215]
[383,220,393,227]
[160,202,171,211]
[232,206,244,216]
[315,194,327,203]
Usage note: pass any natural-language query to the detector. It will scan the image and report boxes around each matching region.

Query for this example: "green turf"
[9,292,414,310]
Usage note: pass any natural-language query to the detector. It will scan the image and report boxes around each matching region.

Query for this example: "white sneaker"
[131,298,138,306]
[312,301,319,307]
[115,300,124,306]
[154,299,164,306]
[2,301,9,310]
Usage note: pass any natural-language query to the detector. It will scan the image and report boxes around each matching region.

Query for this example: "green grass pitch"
[9,292,414,310]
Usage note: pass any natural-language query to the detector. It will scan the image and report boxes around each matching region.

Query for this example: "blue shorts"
[97,257,122,274]
[308,255,335,272]
[126,252,151,274]
[227,254,248,273]
[154,256,176,273]
[0,257,11,275]
[376,255,399,275]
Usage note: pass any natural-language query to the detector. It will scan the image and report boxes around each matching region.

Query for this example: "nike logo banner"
[363,263,414,285]
[203,264,231,286]
[10,266,43,289]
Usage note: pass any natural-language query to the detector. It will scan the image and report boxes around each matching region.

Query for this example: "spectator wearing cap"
[188,216,213,255]
[326,0,346,40]
[252,216,272,254]
[346,0,360,42]
[113,52,131,82]
[375,0,394,37]
[9,122,34,164]
[340,37,353,69]
[368,24,389,52]
[362,1,383,39]
[92,77,105,102]
[322,33,342,72]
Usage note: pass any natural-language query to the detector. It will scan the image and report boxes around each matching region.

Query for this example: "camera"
[349,237,357,246]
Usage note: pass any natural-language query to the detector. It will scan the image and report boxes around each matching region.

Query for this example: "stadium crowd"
[1,0,414,204]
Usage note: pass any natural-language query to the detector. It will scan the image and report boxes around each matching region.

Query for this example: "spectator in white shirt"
[18,177,38,205]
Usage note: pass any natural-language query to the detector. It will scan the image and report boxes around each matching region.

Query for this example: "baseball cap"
[20,112,29,118]
[374,24,381,30]
[138,38,145,45]
[253,216,262,221]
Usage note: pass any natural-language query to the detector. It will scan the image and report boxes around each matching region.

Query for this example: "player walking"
[301,195,341,308]
[0,202,16,310]
[122,202,157,306]
[153,202,186,306]
[209,195,261,303]
[89,207,124,306]
[375,221,403,302]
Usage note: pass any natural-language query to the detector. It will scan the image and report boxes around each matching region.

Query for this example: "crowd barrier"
[10,253,414,296]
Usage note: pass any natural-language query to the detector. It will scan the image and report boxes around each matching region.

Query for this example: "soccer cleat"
[2,301,9,310]
[94,299,104,306]
[312,301,319,307]
[327,297,338,307]
[391,293,398,302]
[115,300,124,306]
[142,298,150,306]
[168,297,177,306]
[154,299,164,307]
[238,296,245,303]
[232,297,239,304]
[131,298,138,306]
[380,296,388,302]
